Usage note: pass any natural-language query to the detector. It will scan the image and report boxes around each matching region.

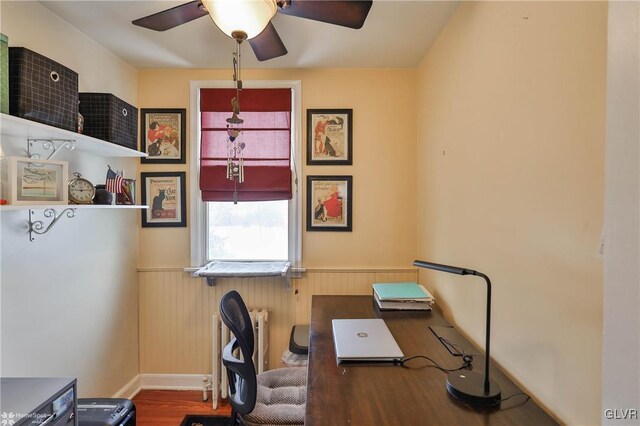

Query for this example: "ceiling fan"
[132,0,373,61]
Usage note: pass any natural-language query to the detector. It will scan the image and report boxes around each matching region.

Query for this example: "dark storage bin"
[79,93,138,150]
[282,324,309,367]
[289,324,309,354]
[9,47,78,131]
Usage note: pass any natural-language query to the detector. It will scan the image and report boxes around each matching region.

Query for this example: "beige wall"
[137,68,417,268]
[0,1,139,397]
[416,2,606,424]
[136,68,420,386]
[0,1,137,105]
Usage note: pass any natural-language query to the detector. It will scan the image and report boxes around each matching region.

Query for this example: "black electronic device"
[0,378,77,426]
[77,398,135,426]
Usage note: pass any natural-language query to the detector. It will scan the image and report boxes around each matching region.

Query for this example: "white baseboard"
[139,373,211,390]
[112,375,142,400]
[111,374,211,400]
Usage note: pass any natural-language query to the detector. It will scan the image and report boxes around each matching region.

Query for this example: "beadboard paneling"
[139,269,416,374]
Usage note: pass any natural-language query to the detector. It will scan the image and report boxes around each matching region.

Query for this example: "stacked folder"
[372,282,435,311]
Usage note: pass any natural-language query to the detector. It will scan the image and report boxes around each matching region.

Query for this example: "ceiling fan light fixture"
[204,0,278,40]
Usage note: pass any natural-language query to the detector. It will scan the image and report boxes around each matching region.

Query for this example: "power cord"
[437,336,468,357]
[396,335,475,371]
[500,392,531,404]
[399,333,532,409]
[395,353,473,372]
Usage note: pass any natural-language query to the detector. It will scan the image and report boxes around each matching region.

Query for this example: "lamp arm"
[473,271,492,394]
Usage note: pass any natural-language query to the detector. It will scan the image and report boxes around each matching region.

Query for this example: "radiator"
[210,309,269,409]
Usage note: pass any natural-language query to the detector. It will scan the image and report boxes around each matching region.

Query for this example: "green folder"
[372,282,432,300]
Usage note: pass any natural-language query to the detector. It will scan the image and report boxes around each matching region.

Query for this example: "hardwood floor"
[132,390,232,426]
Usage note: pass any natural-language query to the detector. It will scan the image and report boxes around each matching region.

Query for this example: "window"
[189,81,302,267]
[208,200,288,260]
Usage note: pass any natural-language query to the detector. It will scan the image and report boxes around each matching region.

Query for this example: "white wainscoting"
[138,268,417,374]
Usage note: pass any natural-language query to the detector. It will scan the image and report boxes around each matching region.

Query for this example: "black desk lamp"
[413,259,502,407]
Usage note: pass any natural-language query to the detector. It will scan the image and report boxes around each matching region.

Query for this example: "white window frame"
[189,80,302,268]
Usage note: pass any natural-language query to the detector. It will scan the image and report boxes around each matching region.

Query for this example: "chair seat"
[241,367,307,426]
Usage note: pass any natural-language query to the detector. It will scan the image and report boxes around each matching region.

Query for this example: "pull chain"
[233,40,242,91]
[228,36,245,204]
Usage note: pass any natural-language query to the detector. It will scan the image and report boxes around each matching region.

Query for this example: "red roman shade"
[199,88,292,202]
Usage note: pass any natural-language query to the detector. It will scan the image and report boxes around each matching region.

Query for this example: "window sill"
[191,261,302,289]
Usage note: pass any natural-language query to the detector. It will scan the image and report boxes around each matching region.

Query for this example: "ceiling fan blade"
[248,22,288,61]
[132,1,209,32]
[279,0,373,29]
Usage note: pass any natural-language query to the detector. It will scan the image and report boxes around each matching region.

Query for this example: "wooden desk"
[306,295,557,425]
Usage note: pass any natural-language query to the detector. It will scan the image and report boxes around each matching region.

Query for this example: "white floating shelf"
[0,113,146,158]
[0,204,147,211]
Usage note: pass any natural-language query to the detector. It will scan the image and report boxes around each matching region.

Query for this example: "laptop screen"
[332,319,404,362]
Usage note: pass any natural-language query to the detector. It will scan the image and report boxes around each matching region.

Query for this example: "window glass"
[207,200,288,261]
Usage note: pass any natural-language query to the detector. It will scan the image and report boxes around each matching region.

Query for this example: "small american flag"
[106,167,124,193]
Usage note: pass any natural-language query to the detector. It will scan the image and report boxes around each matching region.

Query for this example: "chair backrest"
[219,290,257,415]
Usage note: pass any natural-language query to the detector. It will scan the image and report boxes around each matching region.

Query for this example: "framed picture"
[141,172,187,227]
[307,175,352,232]
[9,157,69,205]
[307,109,353,165]
[140,108,186,163]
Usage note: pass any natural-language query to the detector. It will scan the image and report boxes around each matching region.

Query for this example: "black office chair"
[219,290,306,426]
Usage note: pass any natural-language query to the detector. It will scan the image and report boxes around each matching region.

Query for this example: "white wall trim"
[137,266,414,273]
[112,375,142,400]
[188,80,303,268]
[601,1,640,423]
[139,373,210,391]
[112,374,212,399]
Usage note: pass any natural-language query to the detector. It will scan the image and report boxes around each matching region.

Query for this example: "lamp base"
[446,371,501,407]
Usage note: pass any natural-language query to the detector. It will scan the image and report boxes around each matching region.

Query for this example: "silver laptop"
[332,319,404,362]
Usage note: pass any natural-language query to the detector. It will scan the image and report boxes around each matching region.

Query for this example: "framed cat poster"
[307,109,353,165]
[140,108,186,164]
[141,172,186,227]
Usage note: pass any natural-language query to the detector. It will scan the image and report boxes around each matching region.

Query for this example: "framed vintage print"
[140,108,186,164]
[141,172,187,227]
[9,157,69,205]
[307,109,353,165]
[307,175,353,232]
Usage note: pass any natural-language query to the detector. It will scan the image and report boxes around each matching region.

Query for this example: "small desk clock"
[68,172,95,204]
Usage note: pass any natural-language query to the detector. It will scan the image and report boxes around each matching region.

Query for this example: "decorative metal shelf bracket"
[28,208,77,242]
[27,138,76,160]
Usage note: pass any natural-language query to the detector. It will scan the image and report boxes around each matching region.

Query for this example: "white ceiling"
[40,0,459,70]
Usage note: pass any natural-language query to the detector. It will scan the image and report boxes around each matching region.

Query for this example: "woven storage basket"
[79,93,138,150]
[8,47,78,131]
